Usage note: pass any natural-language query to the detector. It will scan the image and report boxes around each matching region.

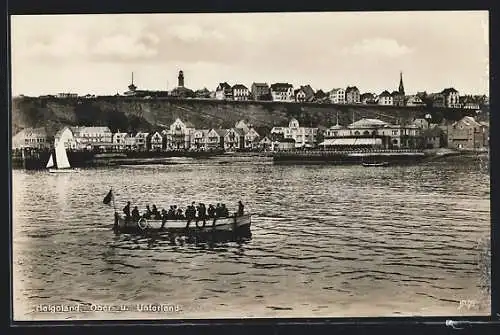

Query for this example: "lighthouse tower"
[178,70,184,88]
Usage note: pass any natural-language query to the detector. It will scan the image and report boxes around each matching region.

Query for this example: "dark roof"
[232,84,248,90]
[360,93,375,99]
[391,90,403,97]
[217,82,232,90]
[379,90,392,97]
[252,83,269,88]
[423,126,444,137]
[441,88,458,94]
[346,86,359,93]
[270,83,293,91]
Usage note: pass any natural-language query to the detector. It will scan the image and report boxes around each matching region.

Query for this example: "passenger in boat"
[176,208,184,219]
[131,206,140,222]
[123,201,131,219]
[207,204,216,218]
[237,201,244,216]
[215,203,222,218]
[168,206,175,219]
[221,204,229,217]
[143,205,152,219]
[151,205,160,219]
[197,203,207,226]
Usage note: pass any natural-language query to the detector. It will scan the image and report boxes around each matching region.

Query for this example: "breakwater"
[273,149,427,165]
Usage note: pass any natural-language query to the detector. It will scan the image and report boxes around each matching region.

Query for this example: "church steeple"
[398,71,405,95]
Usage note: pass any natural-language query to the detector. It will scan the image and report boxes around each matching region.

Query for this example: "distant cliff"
[11,96,484,136]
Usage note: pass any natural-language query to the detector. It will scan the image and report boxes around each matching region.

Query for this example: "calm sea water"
[12,155,491,320]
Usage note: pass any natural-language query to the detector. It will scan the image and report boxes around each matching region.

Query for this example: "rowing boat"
[362,161,390,167]
[113,213,252,236]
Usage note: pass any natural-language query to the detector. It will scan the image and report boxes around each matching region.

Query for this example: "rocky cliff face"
[11,96,480,136]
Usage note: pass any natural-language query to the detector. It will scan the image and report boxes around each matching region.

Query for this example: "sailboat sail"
[54,141,71,169]
[46,154,54,168]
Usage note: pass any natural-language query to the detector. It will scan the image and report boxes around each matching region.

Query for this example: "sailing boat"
[47,141,75,173]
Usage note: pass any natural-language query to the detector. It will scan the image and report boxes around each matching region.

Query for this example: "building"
[195,88,211,99]
[150,131,164,151]
[345,86,360,104]
[428,93,446,108]
[71,126,113,150]
[259,136,272,151]
[270,118,318,148]
[215,82,233,100]
[112,131,129,151]
[377,91,393,106]
[392,91,405,106]
[232,84,250,101]
[243,128,261,150]
[441,88,460,108]
[165,118,195,150]
[392,71,406,106]
[406,95,426,107]
[447,116,488,150]
[422,126,446,149]
[360,93,377,104]
[135,132,149,151]
[224,128,245,150]
[270,83,294,102]
[314,89,329,103]
[57,93,78,99]
[207,129,226,149]
[191,129,210,150]
[170,70,195,98]
[251,83,270,100]
[329,88,346,104]
[294,85,315,102]
[294,89,307,102]
[235,120,251,133]
[323,118,421,149]
[460,96,481,110]
[12,127,51,150]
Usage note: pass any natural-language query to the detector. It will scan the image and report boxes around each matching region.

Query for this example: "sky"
[10,11,489,97]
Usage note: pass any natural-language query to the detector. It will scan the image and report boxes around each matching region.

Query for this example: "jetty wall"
[12,96,485,136]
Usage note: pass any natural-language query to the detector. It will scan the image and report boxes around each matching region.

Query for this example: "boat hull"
[114,213,252,236]
[48,168,78,173]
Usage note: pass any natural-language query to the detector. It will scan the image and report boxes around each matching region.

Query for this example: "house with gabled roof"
[232,84,250,101]
[224,128,245,150]
[191,129,210,150]
[345,86,360,104]
[441,88,460,108]
[150,131,164,151]
[447,116,488,150]
[166,118,196,149]
[207,128,226,149]
[251,83,270,100]
[329,88,346,104]
[215,82,233,100]
[377,90,393,105]
[12,127,51,150]
[270,83,294,102]
[135,132,150,151]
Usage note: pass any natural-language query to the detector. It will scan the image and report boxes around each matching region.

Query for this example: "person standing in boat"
[198,203,207,227]
[176,207,184,219]
[131,206,140,222]
[215,203,222,218]
[237,201,244,216]
[146,205,154,219]
[168,206,175,219]
[123,201,131,220]
[221,204,229,217]
[207,204,216,218]
[151,205,160,219]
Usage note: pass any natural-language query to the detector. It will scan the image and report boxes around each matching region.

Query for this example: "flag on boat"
[103,189,113,205]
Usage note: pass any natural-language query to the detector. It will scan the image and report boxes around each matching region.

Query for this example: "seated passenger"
[131,206,141,222]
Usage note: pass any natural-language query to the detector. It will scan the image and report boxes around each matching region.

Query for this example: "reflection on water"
[12,155,490,319]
